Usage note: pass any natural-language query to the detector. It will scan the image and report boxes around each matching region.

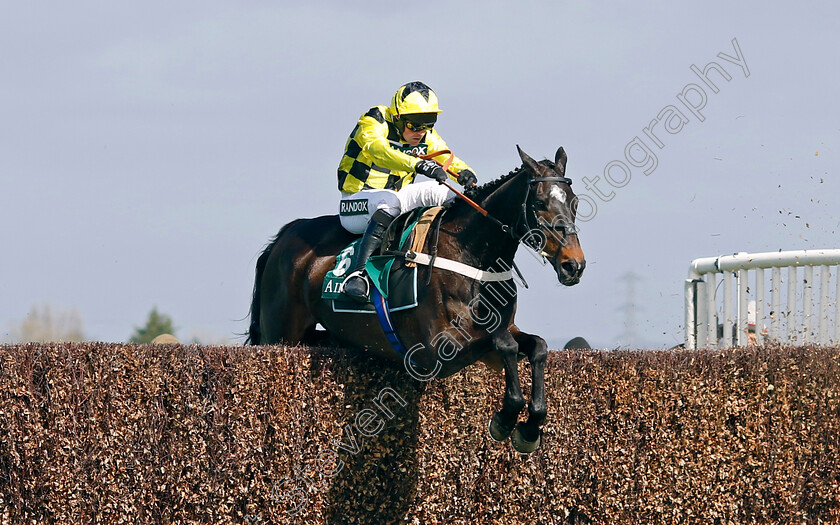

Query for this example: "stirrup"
[341,270,370,300]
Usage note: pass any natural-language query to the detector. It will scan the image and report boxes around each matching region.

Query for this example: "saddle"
[322,206,445,313]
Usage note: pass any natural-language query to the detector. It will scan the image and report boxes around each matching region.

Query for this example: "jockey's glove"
[415,159,448,183]
[457,169,477,188]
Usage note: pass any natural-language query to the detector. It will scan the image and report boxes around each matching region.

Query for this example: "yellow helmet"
[390,81,442,117]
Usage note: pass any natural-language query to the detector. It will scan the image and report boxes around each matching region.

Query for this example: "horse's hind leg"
[487,329,527,444]
[510,328,548,453]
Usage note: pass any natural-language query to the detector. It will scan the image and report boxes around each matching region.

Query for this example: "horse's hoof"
[488,415,513,442]
[511,425,541,454]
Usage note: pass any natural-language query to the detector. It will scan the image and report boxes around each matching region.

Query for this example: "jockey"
[337,81,478,302]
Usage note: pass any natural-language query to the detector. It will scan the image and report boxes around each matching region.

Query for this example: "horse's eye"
[534,200,548,210]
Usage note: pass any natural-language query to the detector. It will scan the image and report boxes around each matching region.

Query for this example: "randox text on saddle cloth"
[573,37,750,223]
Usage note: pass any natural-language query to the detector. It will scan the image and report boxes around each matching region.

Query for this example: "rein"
[419,151,511,235]
[420,151,575,245]
[413,152,575,283]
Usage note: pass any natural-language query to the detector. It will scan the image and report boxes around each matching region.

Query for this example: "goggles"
[403,118,436,132]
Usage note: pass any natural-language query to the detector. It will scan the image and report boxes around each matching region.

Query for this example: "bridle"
[420,151,578,264]
[516,174,579,254]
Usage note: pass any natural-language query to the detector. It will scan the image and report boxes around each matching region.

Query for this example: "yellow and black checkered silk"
[337,105,472,193]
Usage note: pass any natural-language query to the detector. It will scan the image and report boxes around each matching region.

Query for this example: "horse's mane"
[464,165,525,202]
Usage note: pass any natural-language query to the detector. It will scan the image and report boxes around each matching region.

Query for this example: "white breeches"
[338,181,455,234]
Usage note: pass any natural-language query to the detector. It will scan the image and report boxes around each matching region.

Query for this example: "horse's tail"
[245,248,271,345]
[246,222,297,345]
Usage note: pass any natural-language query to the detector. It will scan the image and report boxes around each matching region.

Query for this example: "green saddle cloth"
[321,210,426,311]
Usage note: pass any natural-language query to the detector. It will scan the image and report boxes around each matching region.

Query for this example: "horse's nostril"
[561,260,581,275]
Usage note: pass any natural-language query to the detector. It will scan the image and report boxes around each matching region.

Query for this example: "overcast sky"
[2,2,838,348]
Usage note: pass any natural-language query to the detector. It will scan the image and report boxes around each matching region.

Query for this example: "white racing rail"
[685,249,840,349]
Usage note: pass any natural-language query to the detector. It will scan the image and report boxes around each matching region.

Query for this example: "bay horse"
[247,146,585,453]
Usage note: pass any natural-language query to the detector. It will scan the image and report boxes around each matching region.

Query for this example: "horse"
[247,145,585,453]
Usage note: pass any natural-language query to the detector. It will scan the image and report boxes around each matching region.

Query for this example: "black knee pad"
[371,208,397,225]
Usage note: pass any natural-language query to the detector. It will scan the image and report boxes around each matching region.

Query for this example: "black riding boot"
[341,209,395,302]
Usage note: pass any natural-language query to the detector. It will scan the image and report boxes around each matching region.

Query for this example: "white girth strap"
[404,251,513,282]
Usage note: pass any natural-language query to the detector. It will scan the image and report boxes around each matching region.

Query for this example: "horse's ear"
[555,146,567,169]
[516,145,540,173]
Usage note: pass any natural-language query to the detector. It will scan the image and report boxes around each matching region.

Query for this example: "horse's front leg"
[510,326,547,453]
[487,329,526,444]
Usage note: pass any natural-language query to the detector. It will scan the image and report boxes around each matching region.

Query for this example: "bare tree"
[9,303,86,343]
